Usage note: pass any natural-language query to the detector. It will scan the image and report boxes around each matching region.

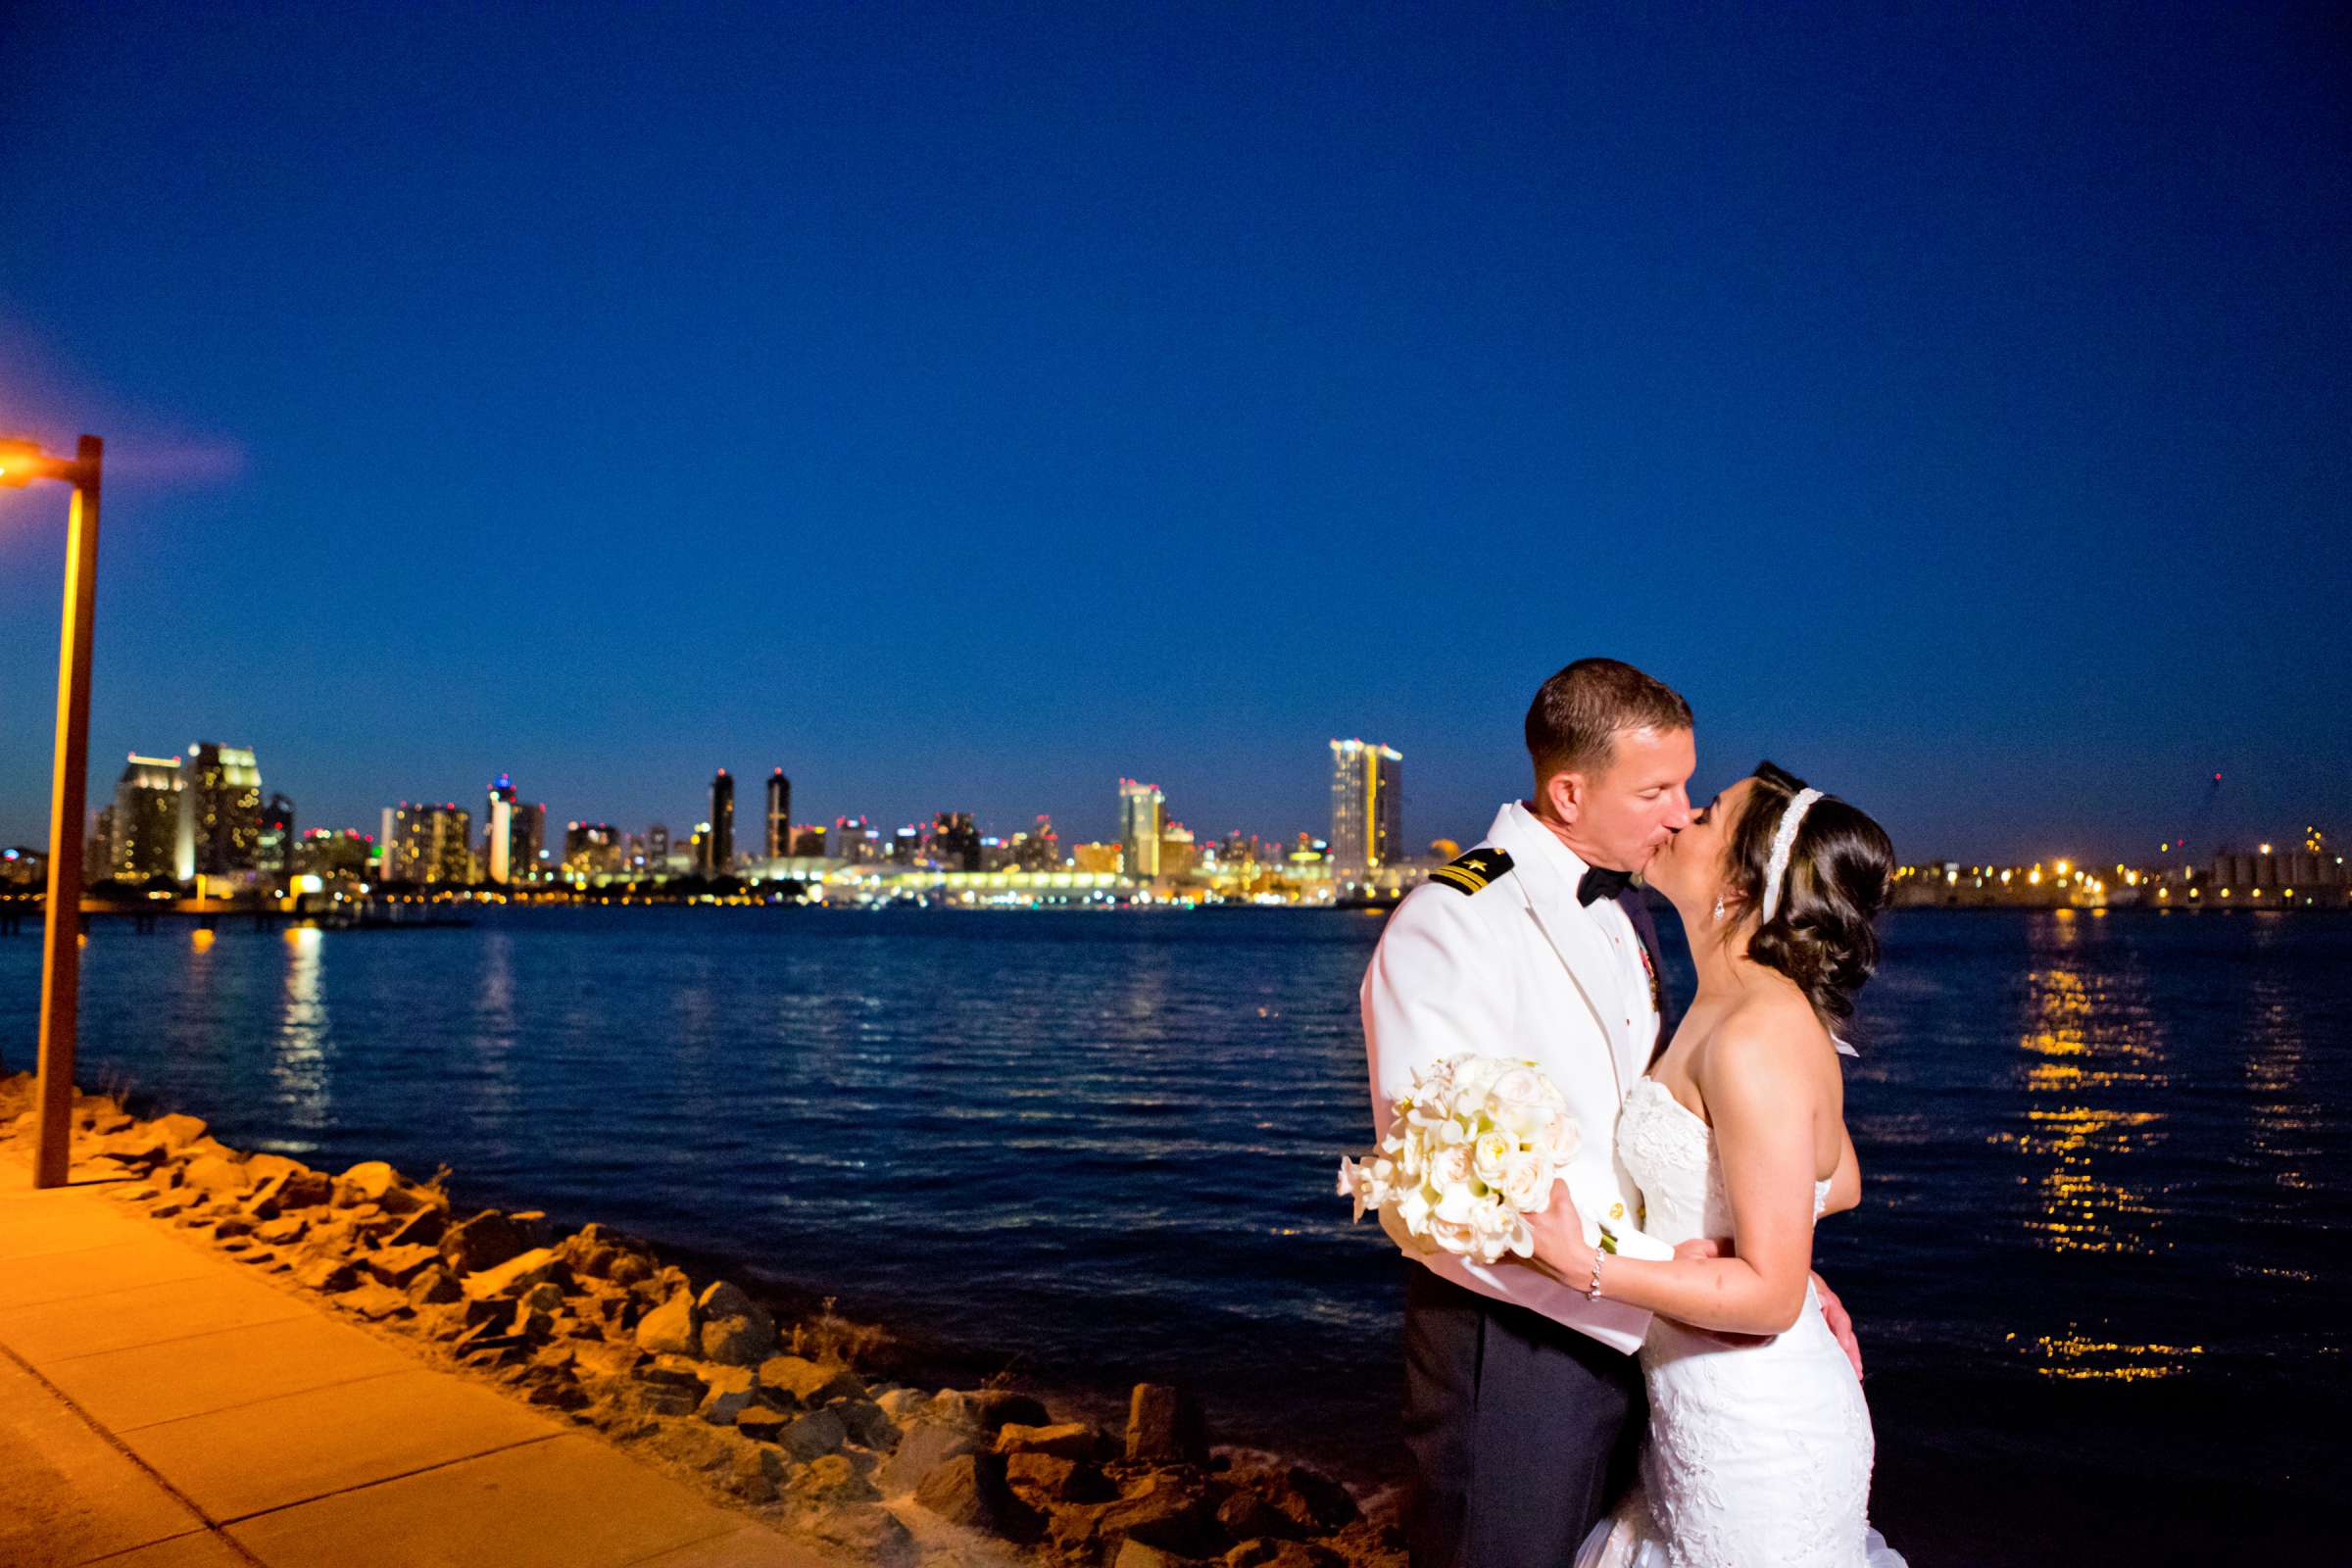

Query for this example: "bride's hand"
[1522,1181,1594,1285]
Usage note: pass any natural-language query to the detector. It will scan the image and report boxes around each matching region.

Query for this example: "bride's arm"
[1524,1029,1825,1336]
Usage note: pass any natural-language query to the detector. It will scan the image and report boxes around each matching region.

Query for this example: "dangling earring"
[1711,895,1727,924]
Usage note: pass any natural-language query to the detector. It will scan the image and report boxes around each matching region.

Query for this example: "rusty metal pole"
[34,435,103,1189]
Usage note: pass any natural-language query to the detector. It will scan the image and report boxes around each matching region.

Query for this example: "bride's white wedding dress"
[1577,1079,1906,1568]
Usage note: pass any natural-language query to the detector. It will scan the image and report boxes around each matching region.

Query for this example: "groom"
[1361,658,1695,1567]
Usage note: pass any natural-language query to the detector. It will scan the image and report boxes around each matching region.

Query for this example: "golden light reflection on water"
[271,926,331,1127]
[2242,921,2313,1192]
[1996,913,2168,1256]
[2007,1329,2204,1381]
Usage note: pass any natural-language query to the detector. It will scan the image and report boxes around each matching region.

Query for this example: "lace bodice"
[1586,1079,1897,1568]
[1617,1077,1831,1247]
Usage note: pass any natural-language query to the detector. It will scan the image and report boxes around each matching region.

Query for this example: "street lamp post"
[2,434,104,1189]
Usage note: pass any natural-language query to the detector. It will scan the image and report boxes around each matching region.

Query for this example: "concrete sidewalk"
[0,1155,830,1568]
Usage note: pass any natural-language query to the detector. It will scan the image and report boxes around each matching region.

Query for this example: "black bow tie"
[1577,866,1634,906]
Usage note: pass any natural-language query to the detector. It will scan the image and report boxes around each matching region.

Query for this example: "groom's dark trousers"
[1401,1265,1644,1568]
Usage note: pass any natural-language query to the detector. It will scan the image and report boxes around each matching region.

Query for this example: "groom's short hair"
[1525,659,1692,781]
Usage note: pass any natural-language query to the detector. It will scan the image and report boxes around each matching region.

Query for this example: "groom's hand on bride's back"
[1811,1272,1864,1380]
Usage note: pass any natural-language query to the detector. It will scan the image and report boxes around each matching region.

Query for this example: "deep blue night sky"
[3,3,2345,860]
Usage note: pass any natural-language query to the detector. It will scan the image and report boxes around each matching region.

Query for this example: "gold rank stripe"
[1429,866,1488,893]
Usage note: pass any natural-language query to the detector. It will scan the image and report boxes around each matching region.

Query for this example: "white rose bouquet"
[1338,1053,1670,1267]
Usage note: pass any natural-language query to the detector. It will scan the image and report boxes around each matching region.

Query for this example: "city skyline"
[23,728,2338,878]
[3,7,2345,862]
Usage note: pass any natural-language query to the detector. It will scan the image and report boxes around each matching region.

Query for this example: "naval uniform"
[1360,802,1681,1568]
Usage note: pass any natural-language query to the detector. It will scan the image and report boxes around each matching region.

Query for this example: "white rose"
[1430,1145,1474,1192]
[1543,1114,1583,1168]
[1450,1054,1507,1100]
[1472,1130,1514,1184]
[1492,1066,1544,1105]
[1500,1152,1548,1211]
[1428,1217,1479,1256]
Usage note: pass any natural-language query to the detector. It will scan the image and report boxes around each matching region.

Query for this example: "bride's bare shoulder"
[1691,989,1835,1098]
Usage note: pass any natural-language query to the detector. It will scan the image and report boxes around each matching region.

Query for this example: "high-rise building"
[564,821,622,876]
[182,742,265,879]
[791,825,828,857]
[934,810,981,872]
[112,754,185,879]
[291,829,372,880]
[85,808,115,882]
[710,770,735,871]
[831,815,876,861]
[391,803,473,884]
[486,775,517,884]
[1072,842,1123,875]
[1011,814,1060,870]
[257,793,296,877]
[1329,739,1403,883]
[1158,820,1197,879]
[765,770,792,859]
[648,823,670,865]
[1119,779,1165,878]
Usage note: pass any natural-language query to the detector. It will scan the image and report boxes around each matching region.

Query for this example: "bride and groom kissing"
[1361,659,1905,1568]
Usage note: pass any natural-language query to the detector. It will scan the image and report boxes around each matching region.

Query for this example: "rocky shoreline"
[0,1073,1403,1568]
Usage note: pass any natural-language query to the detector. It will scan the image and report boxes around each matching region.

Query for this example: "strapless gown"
[1576,1079,1906,1568]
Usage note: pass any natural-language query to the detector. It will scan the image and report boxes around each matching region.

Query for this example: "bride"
[1522,761,1906,1568]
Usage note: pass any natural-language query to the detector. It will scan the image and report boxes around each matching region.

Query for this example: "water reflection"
[2241,917,2313,1193]
[2000,913,2167,1258]
[2007,1327,2204,1381]
[270,927,331,1132]
[454,930,522,1122]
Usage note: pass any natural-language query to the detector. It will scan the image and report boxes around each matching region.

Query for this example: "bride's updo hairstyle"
[1725,761,1895,1026]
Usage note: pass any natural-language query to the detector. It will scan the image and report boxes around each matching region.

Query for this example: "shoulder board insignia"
[1427,848,1513,896]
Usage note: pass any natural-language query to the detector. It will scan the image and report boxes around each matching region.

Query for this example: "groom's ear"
[1544,769,1584,824]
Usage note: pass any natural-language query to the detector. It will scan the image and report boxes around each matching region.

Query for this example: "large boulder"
[242,1153,307,1187]
[1224,1463,1360,1535]
[439,1211,529,1274]
[790,1453,881,1504]
[1116,1543,1215,1568]
[913,1452,1042,1542]
[149,1113,209,1151]
[363,1244,442,1287]
[780,1407,848,1463]
[291,1253,359,1293]
[875,1387,932,1423]
[461,1247,563,1302]
[248,1167,334,1216]
[632,1291,700,1356]
[1054,1472,1220,1564]
[179,1154,251,1199]
[699,1365,760,1425]
[801,1503,916,1568]
[733,1405,792,1443]
[757,1354,863,1407]
[833,1397,900,1450]
[695,1281,776,1366]
[1126,1383,1209,1466]
[879,1416,981,1494]
[1005,1451,1115,1504]
[997,1421,1100,1461]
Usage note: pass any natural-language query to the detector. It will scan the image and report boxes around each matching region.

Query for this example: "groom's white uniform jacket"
[1361,802,1659,1354]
